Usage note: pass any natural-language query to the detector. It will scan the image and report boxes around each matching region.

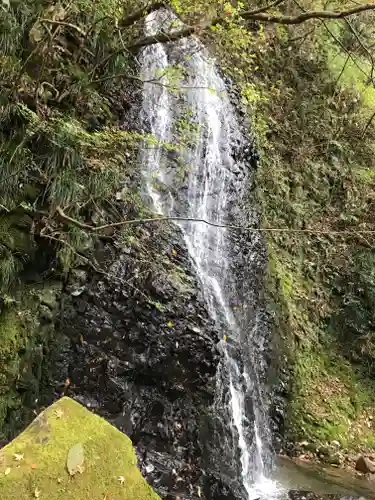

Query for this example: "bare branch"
[333,53,350,93]
[91,72,220,91]
[119,2,166,28]
[40,19,86,36]
[242,3,375,24]
[362,110,375,137]
[128,26,196,50]
[344,18,375,83]
[248,0,288,16]
[55,207,375,237]
[126,2,375,50]
[91,72,145,84]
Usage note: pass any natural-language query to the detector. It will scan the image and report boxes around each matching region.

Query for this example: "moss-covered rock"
[0,283,61,441]
[0,397,160,500]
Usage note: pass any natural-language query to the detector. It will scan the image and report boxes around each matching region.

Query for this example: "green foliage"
[0,0,152,287]
[331,251,375,373]
[241,12,375,448]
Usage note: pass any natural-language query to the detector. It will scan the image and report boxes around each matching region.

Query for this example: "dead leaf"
[76,464,85,474]
[45,4,66,22]
[53,408,64,419]
[34,487,41,498]
[67,443,84,476]
[29,22,44,44]
[4,468,10,476]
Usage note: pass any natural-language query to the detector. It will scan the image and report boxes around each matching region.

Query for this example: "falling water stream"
[140,10,281,499]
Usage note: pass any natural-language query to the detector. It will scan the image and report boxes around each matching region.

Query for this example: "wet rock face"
[45,223,241,499]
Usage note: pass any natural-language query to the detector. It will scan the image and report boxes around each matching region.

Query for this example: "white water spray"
[140,10,281,499]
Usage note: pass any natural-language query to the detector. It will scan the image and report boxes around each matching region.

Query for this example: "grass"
[0,397,160,499]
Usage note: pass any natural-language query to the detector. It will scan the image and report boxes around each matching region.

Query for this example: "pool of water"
[275,456,375,498]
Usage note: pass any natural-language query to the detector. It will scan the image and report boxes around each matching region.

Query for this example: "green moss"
[0,308,23,353]
[0,283,61,439]
[289,344,375,446]
[0,217,33,254]
[0,397,160,500]
[232,13,375,452]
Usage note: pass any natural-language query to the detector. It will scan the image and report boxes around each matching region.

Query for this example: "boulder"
[0,397,160,500]
[355,455,375,474]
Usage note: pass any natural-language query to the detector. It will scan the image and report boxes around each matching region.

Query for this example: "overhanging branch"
[127,2,375,50]
[55,207,375,237]
[242,4,375,24]
[127,26,196,50]
[120,2,166,27]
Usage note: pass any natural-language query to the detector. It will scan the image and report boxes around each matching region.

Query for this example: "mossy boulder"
[0,397,160,500]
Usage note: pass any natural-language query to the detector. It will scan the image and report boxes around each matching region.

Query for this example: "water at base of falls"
[140,9,281,500]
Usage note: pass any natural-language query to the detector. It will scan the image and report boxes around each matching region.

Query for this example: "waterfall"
[140,9,281,499]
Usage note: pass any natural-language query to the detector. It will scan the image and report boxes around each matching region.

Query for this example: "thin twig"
[55,207,375,236]
[40,19,86,36]
[246,0,288,16]
[333,53,350,93]
[91,72,223,91]
[119,2,166,28]
[344,18,375,84]
[291,0,370,80]
[242,3,375,24]
[40,233,150,299]
[362,110,375,137]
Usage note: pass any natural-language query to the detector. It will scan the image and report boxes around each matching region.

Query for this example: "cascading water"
[140,9,281,499]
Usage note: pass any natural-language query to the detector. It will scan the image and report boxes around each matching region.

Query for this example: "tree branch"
[242,4,375,24]
[128,26,196,51]
[344,18,375,83]
[119,2,166,28]
[247,0,288,16]
[362,110,375,137]
[91,71,219,91]
[55,207,375,236]
[127,2,375,50]
[40,19,86,36]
